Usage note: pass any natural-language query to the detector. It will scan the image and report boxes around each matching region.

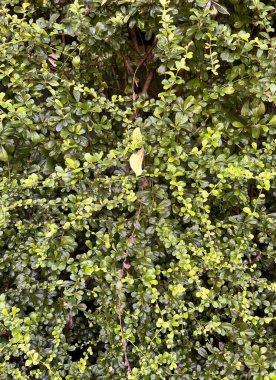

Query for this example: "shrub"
[0,0,275,379]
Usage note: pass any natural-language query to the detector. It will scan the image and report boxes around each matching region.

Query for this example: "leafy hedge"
[0,0,276,379]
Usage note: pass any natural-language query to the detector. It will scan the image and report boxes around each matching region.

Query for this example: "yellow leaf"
[131,127,143,149]
[129,147,144,176]
[23,2,31,9]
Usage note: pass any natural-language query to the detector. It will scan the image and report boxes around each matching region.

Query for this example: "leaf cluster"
[0,0,275,379]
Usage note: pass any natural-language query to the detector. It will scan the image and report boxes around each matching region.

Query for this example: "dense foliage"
[0,0,276,379]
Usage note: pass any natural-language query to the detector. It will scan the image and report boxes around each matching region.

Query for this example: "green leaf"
[183,95,195,110]
[61,236,75,246]
[131,127,143,149]
[252,126,260,139]
[72,56,80,68]
[232,121,244,128]
[66,158,80,169]
[175,112,188,126]
[73,89,81,102]
[269,115,276,124]
[241,101,250,116]
[197,347,208,357]
[213,2,229,15]
[129,147,144,176]
[224,86,235,94]
[0,146,8,162]
[244,359,257,367]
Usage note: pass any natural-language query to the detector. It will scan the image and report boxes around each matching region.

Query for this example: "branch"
[130,29,141,54]
[124,56,134,76]
[116,180,148,376]
[112,66,122,91]
[141,70,154,94]
[132,37,157,95]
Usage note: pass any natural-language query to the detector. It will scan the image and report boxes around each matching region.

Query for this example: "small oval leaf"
[0,146,8,162]
[129,147,144,176]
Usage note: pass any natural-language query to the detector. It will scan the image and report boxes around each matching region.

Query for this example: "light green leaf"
[175,112,188,126]
[72,56,80,68]
[131,127,143,149]
[129,147,144,176]
[66,158,80,169]
[183,95,195,110]
[0,146,8,162]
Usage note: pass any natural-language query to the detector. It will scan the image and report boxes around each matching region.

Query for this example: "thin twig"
[117,192,143,376]
[61,33,66,49]
[117,170,149,376]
